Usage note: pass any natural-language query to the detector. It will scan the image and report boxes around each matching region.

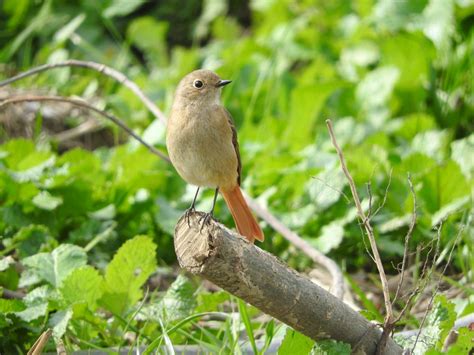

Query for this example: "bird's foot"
[198,212,215,232]
[184,207,195,228]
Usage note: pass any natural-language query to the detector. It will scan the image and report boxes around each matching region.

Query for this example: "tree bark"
[174,212,403,355]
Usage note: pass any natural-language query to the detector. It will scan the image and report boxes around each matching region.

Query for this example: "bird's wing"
[222,107,241,186]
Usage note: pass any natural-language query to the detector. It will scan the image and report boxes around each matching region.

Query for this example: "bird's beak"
[216,79,232,87]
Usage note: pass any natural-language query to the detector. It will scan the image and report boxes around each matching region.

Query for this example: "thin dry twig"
[0,59,167,125]
[0,95,170,163]
[326,119,392,320]
[392,174,417,308]
[411,223,464,353]
[371,169,393,219]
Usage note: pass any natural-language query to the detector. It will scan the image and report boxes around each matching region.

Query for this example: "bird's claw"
[184,208,195,228]
[198,212,214,232]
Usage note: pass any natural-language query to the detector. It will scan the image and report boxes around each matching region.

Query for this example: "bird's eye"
[193,80,204,89]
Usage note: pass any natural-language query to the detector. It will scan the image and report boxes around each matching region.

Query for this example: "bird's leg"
[199,188,219,231]
[185,187,200,227]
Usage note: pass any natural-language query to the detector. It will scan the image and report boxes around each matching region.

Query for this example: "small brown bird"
[166,69,264,243]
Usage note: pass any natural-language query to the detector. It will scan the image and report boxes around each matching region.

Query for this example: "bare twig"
[326,119,392,320]
[411,223,464,353]
[0,95,170,163]
[392,174,417,308]
[0,60,167,125]
[243,192,345,299]
[372,169,393,218]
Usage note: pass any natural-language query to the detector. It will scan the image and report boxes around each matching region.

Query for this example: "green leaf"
[356,66,399,123]
[138,274,196,322]
[278,328,314,355]
[313,339,351,354]
[396,295,457,353]
[50,309,73,340]
[10,225,52,258]
[0,256,15,272]
[15,302,48,322]
[422,0,455,50]
[0,298,26,313]
[312,223,344,254]
[101,235,157,314]
[419,160,470,213]
[32,191,63,210]
[451,134,474,179]
[22,244,87,288]
[380,33,435,89]
[60,266,104,310]
[103,0,147,18]
[196,291,229,312]
[444,327,474,354]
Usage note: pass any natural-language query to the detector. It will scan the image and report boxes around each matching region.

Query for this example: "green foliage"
[1,0,473,352]
[394,295,460,354]
[278,328,315,354]
[100,235,157,314]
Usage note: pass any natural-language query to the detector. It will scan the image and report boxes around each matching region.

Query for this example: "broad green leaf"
[451,134,474,179]
[394,114,437,140]
[380,33,435,89]
[313,339,351,354]
[0,299,26,313]
[371,0,428,31]
[50,309,73,340]
[32,191,63,210]
[443,327,474,354]
[356,66,399,124]
[15,302,48,322]
[419,160,470,212]
[196,291,229,312]
[0,256,15,272]
[60,266,104,310]
[22,245,87,287]
[395,295,457,353]
[308,167,346,209]
[10,225,52,258]
[278,328,314,355]
[312,223,344,254]
[103,0,147,18]
[422,0,455,50]
[411,130,449,161]
[138,274,196,322]
[101,235,157,314]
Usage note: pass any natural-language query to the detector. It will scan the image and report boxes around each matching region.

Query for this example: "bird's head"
[174,69,232,105]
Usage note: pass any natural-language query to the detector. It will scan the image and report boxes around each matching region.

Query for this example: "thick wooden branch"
[174,212,402,355]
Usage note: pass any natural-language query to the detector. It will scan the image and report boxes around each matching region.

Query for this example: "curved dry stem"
[0,60,167,126]
[0,95,170,163]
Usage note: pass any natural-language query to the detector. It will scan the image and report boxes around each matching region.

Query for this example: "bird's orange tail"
[221,186,264,243]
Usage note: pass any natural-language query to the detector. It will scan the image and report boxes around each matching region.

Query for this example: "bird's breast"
[166,104,238,189]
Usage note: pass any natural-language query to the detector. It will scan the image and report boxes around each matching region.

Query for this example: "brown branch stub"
[174,212,403,355]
